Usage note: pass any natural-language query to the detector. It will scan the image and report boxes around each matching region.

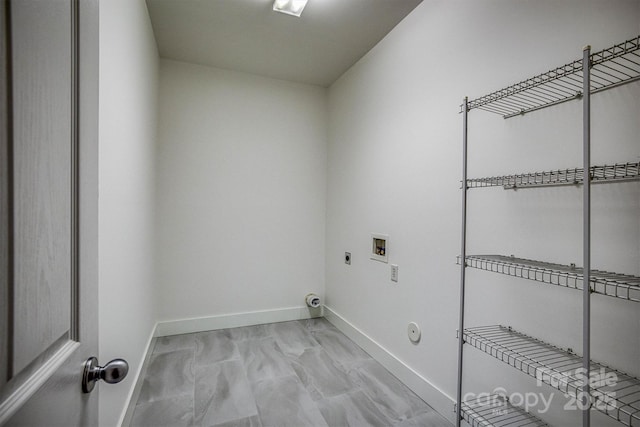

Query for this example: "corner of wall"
[98,0,161,425]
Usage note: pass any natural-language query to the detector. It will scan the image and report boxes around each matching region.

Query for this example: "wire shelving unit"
[461,35,640,118]
[456,34,640,427]
[461,394,548,427]
[458,255,640,303]
[463,326,640,427]
[466,162,640,189]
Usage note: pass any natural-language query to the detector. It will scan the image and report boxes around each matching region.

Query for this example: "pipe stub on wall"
[305,293,321,308]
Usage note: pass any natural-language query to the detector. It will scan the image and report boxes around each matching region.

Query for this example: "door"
[0,0,99,425]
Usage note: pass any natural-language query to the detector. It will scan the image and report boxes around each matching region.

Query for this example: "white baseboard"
[155,305,323,337]
[119,325,157,427]
[323,306,456,425]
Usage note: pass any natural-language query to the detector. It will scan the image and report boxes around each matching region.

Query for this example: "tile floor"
[129,318,452,427]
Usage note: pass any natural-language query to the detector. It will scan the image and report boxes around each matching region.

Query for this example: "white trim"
[118,324,157,427]
[323,306,456,424]
[154,305,323,337]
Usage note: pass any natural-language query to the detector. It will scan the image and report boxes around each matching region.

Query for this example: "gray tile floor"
[130,318,452,427]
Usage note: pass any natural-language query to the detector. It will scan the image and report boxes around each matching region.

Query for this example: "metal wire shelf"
[461,394,548,426]
[463,325,640,427]
[457,255,640,303]
[466,162,640,189]
[462,35,640,118]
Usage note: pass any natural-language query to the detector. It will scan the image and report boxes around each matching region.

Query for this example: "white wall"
[325,1,639,425]
[98,0,159,425]
[155,60,327,323]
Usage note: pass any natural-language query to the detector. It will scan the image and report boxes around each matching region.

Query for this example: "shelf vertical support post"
[455,97,469,427]
[582,45,592,427]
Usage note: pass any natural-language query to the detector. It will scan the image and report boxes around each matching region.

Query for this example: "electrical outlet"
[391,264,398,282]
